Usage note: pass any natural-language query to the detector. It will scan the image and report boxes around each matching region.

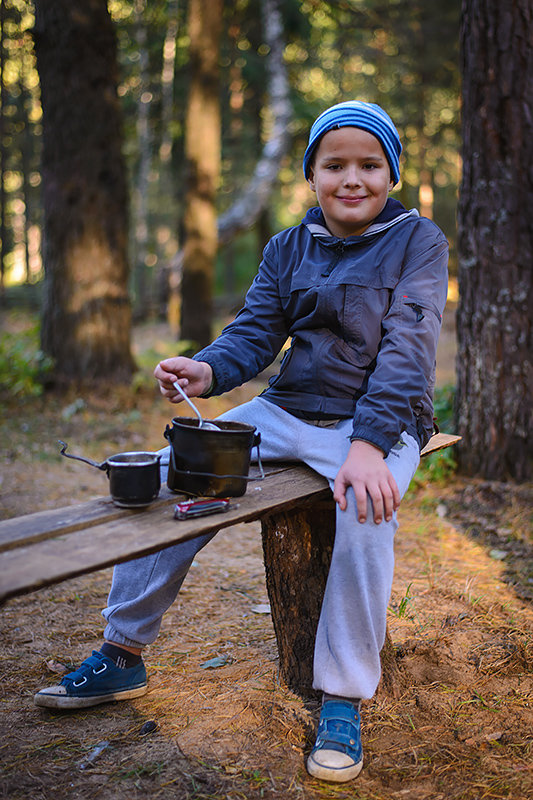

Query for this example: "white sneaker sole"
[307,752,363,783]
[33,684,147,709]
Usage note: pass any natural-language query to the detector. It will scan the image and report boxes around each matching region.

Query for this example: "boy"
[35,101,449,784]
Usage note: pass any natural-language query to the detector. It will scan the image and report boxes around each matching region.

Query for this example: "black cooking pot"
[164,417,262,497]
[59,441,161,508]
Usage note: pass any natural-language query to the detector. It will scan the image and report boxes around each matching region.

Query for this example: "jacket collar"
[303,198,419,243]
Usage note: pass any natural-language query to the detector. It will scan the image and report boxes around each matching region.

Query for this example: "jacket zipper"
[321,240,345,276]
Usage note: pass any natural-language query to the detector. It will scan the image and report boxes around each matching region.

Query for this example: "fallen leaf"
[200,655,230,669]
[464,730,503,745]
[46,659,69,675]
[251,603,271,614]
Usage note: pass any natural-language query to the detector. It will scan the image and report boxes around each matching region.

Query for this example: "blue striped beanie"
[303,101,402,185]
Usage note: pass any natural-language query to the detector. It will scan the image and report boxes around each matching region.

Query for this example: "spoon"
[173,381,219,430]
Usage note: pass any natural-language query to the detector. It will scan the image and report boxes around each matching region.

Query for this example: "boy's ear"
[307,166,316,192]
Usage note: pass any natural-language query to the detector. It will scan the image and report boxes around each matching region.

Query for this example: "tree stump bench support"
[0,432,460,696]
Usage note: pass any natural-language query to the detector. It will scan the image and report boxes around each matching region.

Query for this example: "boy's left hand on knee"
[333,441,400,525]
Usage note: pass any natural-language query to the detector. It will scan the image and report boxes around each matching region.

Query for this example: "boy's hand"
[333,440,400,525]
[154,357,213,403]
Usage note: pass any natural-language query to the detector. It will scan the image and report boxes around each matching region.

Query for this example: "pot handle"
[253,434,265,480]
[58,440,107,471]
[164,424,174,443]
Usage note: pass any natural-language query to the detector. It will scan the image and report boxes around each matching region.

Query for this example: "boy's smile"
[307,127,394,238]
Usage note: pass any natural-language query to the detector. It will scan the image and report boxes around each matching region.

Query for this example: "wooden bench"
[0,432,460,694]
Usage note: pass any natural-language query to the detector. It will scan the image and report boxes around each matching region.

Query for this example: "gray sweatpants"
[102,398,420,699]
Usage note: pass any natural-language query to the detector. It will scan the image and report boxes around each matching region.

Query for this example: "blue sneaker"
[306,698,363,782]
[34,651,147,709]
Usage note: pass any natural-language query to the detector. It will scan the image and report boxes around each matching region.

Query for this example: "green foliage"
[131,335,197,393]
[415,446,457,486]
[433,382,456,432]
[0,323,53,398]
[407,383,458,488]
[396,581,414,618]
[215,229,260,297]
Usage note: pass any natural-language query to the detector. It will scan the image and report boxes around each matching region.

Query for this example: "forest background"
[3,0,530,484]
[0,0,530,529]
[1,0,460,305]
[0,3,532,799]
[0,0,460,346]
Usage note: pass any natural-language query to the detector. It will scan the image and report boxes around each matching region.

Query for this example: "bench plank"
[0,491,173,552]
[1,433,458,553]
[0,464,287,553]
[0,464,330,605]
[421,432,461,456]
[0,433,460,606]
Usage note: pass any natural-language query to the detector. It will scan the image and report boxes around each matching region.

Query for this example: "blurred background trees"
[33,0,135,382]
[0,0,461,316]
[180,0,222,349]
[1,0,530,479]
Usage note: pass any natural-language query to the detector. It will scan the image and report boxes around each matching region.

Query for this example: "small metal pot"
[59,441,161,508]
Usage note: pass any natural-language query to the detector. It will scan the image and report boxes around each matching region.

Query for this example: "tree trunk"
[131,0,152,319]
[171,0,291,331]
[158,0,181,328]
[0,0,6,300]
[20,74,32,284]
[180,0,222,349]
[34,0,135,383]
[261,500,402,699]
[456,0,532,480]
[261,502,334,695]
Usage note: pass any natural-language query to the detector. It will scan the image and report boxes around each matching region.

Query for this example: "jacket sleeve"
[193,238,290,394]
[350,220,449,455]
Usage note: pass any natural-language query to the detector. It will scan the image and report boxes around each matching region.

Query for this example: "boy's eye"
[363,163,377,170]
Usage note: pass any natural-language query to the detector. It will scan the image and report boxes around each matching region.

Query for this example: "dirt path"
[1,312,532,799]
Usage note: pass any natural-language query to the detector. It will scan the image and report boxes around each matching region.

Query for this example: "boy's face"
[307,127,394,238]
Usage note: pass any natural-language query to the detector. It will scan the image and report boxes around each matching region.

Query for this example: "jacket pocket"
[401,295,442,323]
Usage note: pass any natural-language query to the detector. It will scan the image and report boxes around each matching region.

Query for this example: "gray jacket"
[195,200,449,455]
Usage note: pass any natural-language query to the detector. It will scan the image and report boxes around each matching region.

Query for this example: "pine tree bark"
[180,0,222,349]
[158,0,180,330]
[456,0,532,480]
[34,0,134,382]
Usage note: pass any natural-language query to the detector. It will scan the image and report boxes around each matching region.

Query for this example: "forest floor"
[0,307,532,800]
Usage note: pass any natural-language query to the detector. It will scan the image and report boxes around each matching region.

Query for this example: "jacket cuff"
[350,426,392,457]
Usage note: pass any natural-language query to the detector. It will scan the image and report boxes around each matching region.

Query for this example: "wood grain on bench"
[0,464,330,604]
[0,433,460,606]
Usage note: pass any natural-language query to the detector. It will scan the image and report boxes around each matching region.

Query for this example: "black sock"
[100,642,143,669]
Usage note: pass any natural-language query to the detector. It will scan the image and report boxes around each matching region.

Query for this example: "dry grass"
[1,316,532,799]
[2,476,532,799]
